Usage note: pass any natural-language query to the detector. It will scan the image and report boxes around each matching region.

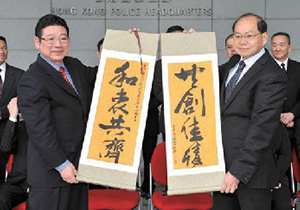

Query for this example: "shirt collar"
[40,53,66,71]
[0,62,6,72]
[274,58,288,70]
[242,48,265,69]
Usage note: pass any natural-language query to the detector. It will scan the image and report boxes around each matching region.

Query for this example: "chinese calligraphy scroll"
[161,32,225,195]
[78,29,159,190]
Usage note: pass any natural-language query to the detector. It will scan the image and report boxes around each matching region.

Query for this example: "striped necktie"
[225,60,246,102]
[59,67,77,95]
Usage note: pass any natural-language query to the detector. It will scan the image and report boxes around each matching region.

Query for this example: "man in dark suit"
[140,88,160,196]
[142,25,184,196]
[219,34,237,85]
[18,14,97,210]
[0,97,28,209]
[0,36,24,185]
[97,38,104,60]
[213,13,288,210]
[271,32,300,209]
[271,32,300,148]
[153,25,184,140]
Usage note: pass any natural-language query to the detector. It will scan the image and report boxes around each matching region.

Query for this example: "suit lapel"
[37,56,78,98]
[220,55,241,108]
[1,64,15,104]
[287,59,293,79]
[221,50,270,114]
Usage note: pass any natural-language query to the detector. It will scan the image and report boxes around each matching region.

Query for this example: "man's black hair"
[97,38,104,52]
[271,32,291,45]
[232,13,267,34]
[35,14,69,39]
[166,25,184,33]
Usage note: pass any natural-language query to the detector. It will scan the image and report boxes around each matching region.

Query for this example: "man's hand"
[221,171,240,194]
[286,121,294,128]
[128,28,140,33]
[280,112,294,125]
[59,163,79,184]
[7,97,18,118]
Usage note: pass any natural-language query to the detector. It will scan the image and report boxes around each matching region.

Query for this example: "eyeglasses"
[233,33,261,41]
[40,36,70,44]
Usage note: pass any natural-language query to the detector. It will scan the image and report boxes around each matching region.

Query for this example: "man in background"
[219,34,237,84]
[271,31,300,209]
[97,38,104,59]
[141,25,184,196]
[0,36,24,185]
[0,97,28,209]
[225,33,236,58]
[153,25,184,140]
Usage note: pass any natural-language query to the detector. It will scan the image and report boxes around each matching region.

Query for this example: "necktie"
[225,60,246,102]
[59,67,77,95]
[281,63,286,71]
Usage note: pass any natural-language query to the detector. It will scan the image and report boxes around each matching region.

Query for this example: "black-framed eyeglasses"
[233,33,261,41]
[40,36,70,44]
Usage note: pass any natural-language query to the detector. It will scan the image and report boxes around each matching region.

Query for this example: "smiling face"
[34,25,69,66]
[233,15,268,60]
[0,40,8,65]
[225,37,236,58]
[271,35,291,62]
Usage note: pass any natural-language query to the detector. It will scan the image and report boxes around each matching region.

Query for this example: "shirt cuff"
[55,160,71,171]
[9,117,17,122]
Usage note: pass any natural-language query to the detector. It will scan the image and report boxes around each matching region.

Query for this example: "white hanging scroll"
[161,32,225,195]
[78,29,159,190]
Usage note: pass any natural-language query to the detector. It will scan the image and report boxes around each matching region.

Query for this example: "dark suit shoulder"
[6,63,25,79]
[64,56,91,70]
[224,55,241,69]
[288,59,300,71]
[19,60,46,89]
[6,64,24,73]
[64,56,82,65]
[288,58,300,65]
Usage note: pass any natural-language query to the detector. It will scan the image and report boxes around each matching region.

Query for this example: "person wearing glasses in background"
[17,14,97,210]
[214,13,289,210]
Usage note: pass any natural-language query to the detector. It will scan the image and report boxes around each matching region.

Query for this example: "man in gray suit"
[214,13,288,210]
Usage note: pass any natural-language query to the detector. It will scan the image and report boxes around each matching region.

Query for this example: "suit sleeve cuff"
[9,117,17,122]
[55,160,70,171]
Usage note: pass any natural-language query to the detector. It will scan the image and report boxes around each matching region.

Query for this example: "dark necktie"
[225,60,246,102]
[0,69,3,101]
[281,63,286,71]
[59,67,77,94]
